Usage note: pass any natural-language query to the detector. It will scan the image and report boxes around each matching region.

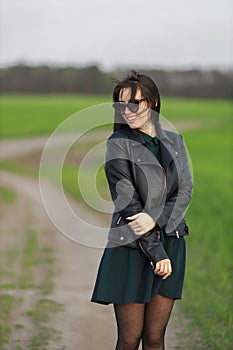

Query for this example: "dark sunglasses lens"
[128,103,139,113]
[113,103,125,114]
[113,101,141,114]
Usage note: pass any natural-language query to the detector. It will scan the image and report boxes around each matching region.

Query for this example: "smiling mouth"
[125,116,137,123]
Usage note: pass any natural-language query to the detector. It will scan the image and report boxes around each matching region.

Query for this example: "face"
[119,87,152,131]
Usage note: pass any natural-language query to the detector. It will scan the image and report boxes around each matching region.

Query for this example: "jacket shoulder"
[107,129,129,141]
[162,129,182,142]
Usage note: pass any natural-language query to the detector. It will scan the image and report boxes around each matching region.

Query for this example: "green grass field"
[0,94,232,138]
[0,94,111,138]
[0,94,232,349]
[181,125,233,348]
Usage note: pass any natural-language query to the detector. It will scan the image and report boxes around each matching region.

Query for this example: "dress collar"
[118,125,175,169]
[136,129,159,146]
[120,122,174,145]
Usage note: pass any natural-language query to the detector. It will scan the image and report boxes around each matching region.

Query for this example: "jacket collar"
[156,124,174,145]
[119,124,176,169]
[121,122,174,146]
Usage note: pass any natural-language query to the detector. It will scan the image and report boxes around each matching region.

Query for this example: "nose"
[124,106,131,115]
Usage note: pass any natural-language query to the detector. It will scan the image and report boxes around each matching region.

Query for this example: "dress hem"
[90,292,182,305]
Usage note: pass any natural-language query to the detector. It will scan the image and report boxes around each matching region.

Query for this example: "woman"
[91,71,193,350]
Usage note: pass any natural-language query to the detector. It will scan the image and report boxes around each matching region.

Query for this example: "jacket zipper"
[161,167,167,206]
[138,242,155,269]
[173,222,179,238]
[153,164,167,206]
[116,216,122,224]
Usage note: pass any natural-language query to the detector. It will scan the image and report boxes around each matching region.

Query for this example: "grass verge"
[0,295,14,349]
[179,123,233,349]
[0,186,17,203]
[0,223,62,348]
[27,298,63,349]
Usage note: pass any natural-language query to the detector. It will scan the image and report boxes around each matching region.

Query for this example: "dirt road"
[0,136,185,349]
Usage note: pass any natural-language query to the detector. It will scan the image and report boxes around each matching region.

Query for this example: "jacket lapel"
[120,124,178,169]
[159,142,174,169]
[156,123,179,170]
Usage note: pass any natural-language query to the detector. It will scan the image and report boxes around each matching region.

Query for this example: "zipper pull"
[156,229,161,240]
[175,230,180,239]
[116,216,122,225]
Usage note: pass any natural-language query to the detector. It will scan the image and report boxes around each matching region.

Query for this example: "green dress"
[91,130,186,305]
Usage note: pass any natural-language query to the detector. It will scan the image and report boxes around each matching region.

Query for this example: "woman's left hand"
[154,259,172,279]
[126,212,156,235]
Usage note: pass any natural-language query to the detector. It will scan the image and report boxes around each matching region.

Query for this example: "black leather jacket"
[105,123,194,265]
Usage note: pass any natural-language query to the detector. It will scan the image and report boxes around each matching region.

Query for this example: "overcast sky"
[0,0,232,70]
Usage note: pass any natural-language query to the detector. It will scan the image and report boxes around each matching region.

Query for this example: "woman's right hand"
[154,259,172,280]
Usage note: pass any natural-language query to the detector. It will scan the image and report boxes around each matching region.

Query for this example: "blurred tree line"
[0,64,232,98]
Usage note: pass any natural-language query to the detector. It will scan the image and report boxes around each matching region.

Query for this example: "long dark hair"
[112,70,161,132]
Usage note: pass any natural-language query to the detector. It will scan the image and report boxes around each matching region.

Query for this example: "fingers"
[126,215,142,234]
[126,214,140,220]
[154,259,172,280]
[162,272,171,280]
[130,224,145,235]
[129,226,145,235]
[134,229,145,236]
[126,213,155,235]
[127,216,145,235]
[128,221,142,231]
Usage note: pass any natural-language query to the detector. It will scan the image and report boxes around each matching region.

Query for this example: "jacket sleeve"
[104,137,143,218]
[105,136,169,263]
[146,134,194,233]
[138,229,169,268]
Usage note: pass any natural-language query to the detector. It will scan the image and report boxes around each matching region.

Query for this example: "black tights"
[114,295,175,350]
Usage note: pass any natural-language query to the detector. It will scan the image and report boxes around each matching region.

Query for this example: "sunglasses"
[113,98,146,114]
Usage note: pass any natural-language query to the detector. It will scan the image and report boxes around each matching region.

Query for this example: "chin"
[127,124,139,129]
